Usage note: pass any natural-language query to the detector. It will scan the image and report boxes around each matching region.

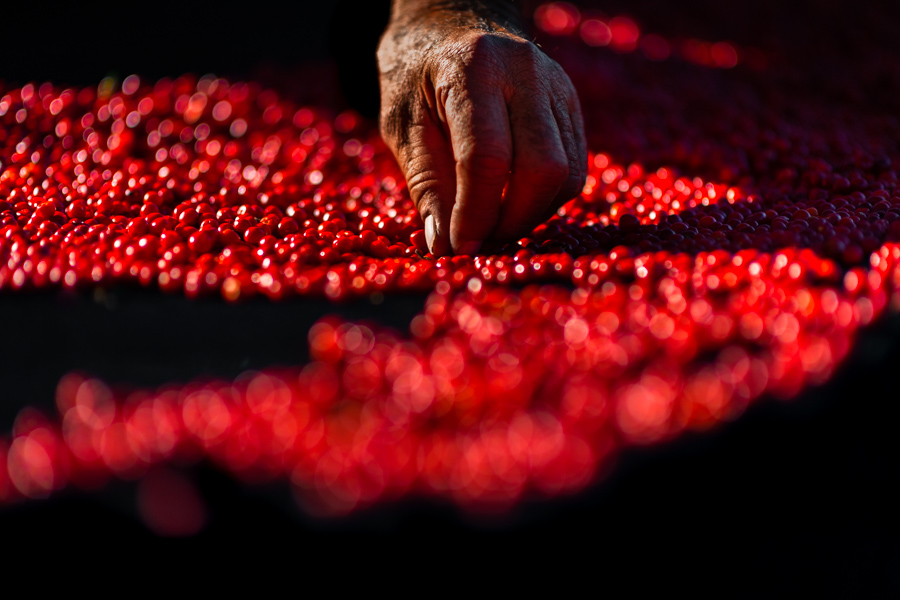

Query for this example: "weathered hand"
[378,4,587,256]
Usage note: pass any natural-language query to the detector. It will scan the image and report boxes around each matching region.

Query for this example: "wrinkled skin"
[378,9,588,256]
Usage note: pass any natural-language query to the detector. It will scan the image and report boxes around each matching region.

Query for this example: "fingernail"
[424,215,436,253]
[457,241,482,256]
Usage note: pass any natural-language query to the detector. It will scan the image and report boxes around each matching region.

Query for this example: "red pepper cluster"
[1,4,900,517]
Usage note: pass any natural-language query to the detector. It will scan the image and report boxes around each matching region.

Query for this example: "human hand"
[377,3,587,256]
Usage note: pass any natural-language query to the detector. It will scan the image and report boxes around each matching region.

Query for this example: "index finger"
[444,85,512,255]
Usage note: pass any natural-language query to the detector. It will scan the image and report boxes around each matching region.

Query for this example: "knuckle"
[447,34,540,82]
[477,34,533,57]
[405,168,442,206]
[442,35,487,70]
[551,87,571,110]
[506,41,546,67]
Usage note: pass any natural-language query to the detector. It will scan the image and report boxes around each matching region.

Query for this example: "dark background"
[1,1,389,117]
[2,0,900,594]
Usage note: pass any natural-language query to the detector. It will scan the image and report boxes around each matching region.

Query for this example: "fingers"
[494,77,588,239]
[404,127,457,257]
[445,85,512,255]
[389,100,457,256]
[490,92,568,242]
[538,84,588,223]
